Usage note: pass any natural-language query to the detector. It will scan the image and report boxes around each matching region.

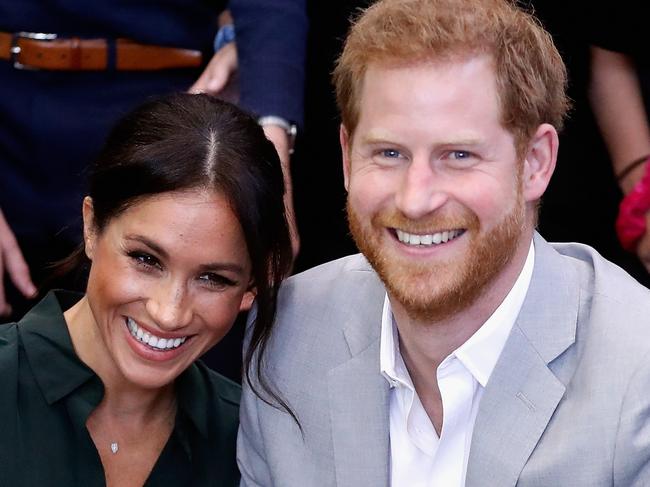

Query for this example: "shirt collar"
[19,290,96,405]
[380,241,535,388]
[19,291,217,441]
[380,297,412,389]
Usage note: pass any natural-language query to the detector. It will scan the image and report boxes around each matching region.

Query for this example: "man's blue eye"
[382,149,401,158]
[452,151,471,159]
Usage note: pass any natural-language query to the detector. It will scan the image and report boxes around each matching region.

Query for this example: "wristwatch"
[258,115,298,154]
[214,24,235,53]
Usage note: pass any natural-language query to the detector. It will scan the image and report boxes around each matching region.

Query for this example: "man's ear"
[82,196,97,260]
[340,124,352,191]
[522,123,558,202]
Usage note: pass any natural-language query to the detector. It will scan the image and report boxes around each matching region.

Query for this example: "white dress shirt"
[380,242,535,487]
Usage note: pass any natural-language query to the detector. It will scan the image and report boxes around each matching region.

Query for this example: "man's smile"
[394,228,465,246]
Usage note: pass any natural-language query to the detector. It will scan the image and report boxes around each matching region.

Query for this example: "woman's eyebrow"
[197,262,246,274]
[124,234,168,259]
[125,234,246,274]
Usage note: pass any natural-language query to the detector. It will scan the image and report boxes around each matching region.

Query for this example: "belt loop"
[69,37,82,69]
[106,38,116,70]
[10,32,22,68]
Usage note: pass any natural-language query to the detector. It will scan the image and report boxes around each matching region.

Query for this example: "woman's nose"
[145,280,193,330]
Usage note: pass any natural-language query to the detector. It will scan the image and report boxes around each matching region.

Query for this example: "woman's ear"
[239,287,256,312]
[82,197,97,260]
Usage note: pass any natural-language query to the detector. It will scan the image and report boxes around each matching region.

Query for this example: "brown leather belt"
[0,31,203,71]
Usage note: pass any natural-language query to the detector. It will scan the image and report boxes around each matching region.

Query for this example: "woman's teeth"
[126,317,188,351]
[396,228,463,246]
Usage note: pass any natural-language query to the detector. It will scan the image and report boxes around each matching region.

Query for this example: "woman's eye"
[127,251,161,270]
[199,273,237,289]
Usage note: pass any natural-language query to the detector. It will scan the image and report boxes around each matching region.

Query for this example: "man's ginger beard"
[347,187,525,323]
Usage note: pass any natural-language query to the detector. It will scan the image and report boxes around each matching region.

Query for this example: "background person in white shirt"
[237,0,650,485]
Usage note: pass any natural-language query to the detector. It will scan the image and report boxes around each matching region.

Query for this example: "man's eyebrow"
[358,131,398,146]
[124,235,168,259]
[359,128,485,145]
[437,138,485,147]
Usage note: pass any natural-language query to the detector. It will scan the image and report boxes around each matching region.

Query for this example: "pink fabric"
[616,161,650,251]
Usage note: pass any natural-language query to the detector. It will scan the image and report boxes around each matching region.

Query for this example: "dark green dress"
[0,291,241,486]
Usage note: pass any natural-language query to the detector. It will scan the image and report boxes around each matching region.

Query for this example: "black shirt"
[0,291,241,487]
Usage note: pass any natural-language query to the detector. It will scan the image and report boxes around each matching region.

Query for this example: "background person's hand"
[0,209,37,316]
[189,43,238,98]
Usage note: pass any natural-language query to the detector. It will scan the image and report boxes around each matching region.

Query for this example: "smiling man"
[237,1,650,486]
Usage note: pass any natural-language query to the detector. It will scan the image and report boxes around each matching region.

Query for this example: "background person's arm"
[0,209,36,316]
[589,46,650,271]
[191,0,307,258]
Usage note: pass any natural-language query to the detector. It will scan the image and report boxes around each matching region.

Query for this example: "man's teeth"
[396,229,463,246]
[126,317,187,351]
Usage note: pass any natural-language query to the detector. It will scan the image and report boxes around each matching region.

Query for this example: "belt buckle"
[12,31,58,69]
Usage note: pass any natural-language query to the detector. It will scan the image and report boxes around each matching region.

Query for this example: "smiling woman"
[0,94,292,486]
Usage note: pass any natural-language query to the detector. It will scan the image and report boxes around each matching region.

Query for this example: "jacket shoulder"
[263,254,385,371]
[275,254,384,331]
[282,253,379,299]
[550,241,650,318]
[547,240,650,370]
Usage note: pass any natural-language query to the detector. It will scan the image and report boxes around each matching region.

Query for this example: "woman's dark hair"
[57,93,294,419]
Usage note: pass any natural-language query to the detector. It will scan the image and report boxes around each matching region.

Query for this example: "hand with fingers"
[0,209,37,317]
[189,9,238,100]
[188,42,238,99]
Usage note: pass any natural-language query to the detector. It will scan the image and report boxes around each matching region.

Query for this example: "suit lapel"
[328,275,391,487]
[466,234,580,487]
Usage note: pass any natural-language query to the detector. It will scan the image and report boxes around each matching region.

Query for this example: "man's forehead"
[362,50,494,80]
[358,55,497,109]
[357,56,500,115]
[350,55,505,135]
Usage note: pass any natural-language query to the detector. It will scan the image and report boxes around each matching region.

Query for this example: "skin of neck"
[64,297,176,422]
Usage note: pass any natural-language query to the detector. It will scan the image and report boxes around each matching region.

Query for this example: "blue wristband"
[214,24,236,53]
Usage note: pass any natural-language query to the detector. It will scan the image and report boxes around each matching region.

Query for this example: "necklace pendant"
[110,442,119,454]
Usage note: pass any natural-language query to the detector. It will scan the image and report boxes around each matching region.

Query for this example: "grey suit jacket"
[238,234,650,486]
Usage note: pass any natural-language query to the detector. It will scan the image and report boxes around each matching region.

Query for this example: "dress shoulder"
[178,360,241,436]
[0,322,18,342]
[198,361,242,408]
[0,323,19,372]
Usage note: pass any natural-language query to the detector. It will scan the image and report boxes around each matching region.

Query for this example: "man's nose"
[394,158,448,220]
[145,279,193,331]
